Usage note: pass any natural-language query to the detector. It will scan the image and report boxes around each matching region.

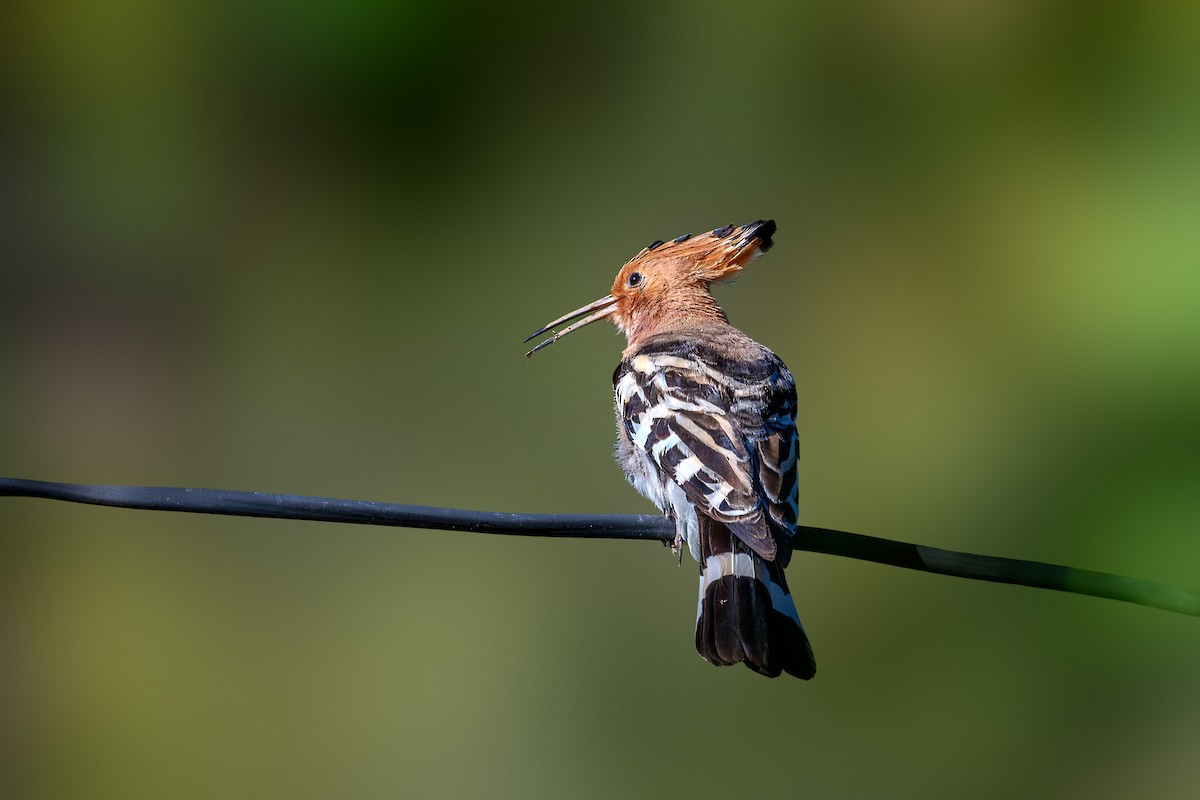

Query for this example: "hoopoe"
[525,220,815,679]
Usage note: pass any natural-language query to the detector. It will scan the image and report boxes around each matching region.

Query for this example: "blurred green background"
[2,1,1199,797]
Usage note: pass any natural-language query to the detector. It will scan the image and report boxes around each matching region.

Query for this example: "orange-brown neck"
[616,284,729,353]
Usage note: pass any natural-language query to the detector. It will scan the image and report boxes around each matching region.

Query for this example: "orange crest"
[613,220,776,291]
[525,220,776,356]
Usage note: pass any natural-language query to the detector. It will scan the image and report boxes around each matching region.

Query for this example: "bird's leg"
[661,512,685,562]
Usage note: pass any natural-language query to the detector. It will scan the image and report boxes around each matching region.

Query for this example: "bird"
[524,220,815,679]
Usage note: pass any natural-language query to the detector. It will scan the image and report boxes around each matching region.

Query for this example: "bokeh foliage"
[2,1,1199,798]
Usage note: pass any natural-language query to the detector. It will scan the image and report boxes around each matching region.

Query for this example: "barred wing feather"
[616,351,797,561]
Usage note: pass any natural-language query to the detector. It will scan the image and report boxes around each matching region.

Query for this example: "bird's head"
[525,219,776,356]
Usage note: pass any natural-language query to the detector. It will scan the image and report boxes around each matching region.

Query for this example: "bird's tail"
[694,517,816,679]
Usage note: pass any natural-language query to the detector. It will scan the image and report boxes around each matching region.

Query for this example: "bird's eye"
[628,272,643,288]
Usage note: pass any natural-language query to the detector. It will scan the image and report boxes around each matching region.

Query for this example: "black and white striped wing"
[753,367,800,559]
[615,352,780,559]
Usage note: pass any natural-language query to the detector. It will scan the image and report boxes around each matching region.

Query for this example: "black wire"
[0,477,669,540]
[3,476,1197,616]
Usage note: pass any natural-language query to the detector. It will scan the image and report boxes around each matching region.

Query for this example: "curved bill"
[524,294,618,357]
